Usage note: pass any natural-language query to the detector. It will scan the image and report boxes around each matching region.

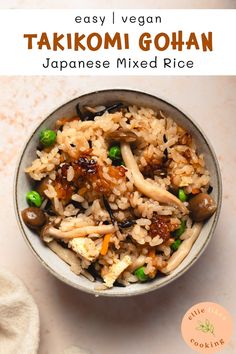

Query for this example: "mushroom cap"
[188,193,217,222]
[107,129,138,143]
[21,207,46,230]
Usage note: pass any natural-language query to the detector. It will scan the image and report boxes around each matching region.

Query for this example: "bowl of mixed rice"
[14,89,222,296]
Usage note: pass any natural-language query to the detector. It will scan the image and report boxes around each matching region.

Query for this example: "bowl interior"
[14,89,221,297]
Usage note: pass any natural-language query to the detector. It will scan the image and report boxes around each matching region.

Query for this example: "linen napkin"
[0,268,39,354]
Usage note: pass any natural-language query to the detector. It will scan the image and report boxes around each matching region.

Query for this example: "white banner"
[0,9,235,75]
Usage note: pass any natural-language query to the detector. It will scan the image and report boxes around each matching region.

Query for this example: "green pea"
[109,145,121,160]
[39,129,57,147]
[26,191,43,207]
[171,239,182,251]
[172,220,186,238]
[178,188,188,202]
[134,266,149,282]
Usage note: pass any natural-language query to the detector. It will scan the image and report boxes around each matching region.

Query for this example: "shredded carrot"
[100,234,112,256]
[192,188,200,195]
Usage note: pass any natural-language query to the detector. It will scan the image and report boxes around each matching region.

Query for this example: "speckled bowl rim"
[14,89,222,297]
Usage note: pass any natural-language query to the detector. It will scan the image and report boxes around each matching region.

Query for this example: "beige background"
[0,0,235,9]
[0,1,235,354]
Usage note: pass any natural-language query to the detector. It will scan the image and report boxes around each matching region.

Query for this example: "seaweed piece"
[102,196,134,228]
[207,185,213,194]
[76,103,94,121]
[113,281,126,287]
[36,145,43,151]
[70,200,82,209]
[76,102,124,121]
[87,264,101,280]
[118,220,135,228]
[162,148,168,163]
[102,195,116,224]
[57,240,68,249]
[168,187,178,196]
[95,102,124,116]
[43,200,57,216]
[112,159,124,167]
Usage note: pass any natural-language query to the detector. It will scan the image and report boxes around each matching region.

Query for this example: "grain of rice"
[72,194,84,203]
[67,166,75,181]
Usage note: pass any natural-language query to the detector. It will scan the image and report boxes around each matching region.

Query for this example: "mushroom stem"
[161,222,203,274]
[48,241,81,275]
[121,142,188,213]
[42,224,116,240]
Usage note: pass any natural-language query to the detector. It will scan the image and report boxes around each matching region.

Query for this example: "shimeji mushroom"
[188,193,217,221]
[161,222,203,273]
[120,142,188,214]
[40,223,116,241]
[48,240,95,281]
[21,207,47,229]
[107,129,138,143]
[48,240,82,275]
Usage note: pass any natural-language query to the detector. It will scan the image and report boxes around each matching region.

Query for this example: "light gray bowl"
[14,89,222,297]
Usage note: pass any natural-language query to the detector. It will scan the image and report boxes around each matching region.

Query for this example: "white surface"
[0,76,235,354]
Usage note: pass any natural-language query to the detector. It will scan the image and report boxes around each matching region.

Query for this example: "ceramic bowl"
[14,89,222,296]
